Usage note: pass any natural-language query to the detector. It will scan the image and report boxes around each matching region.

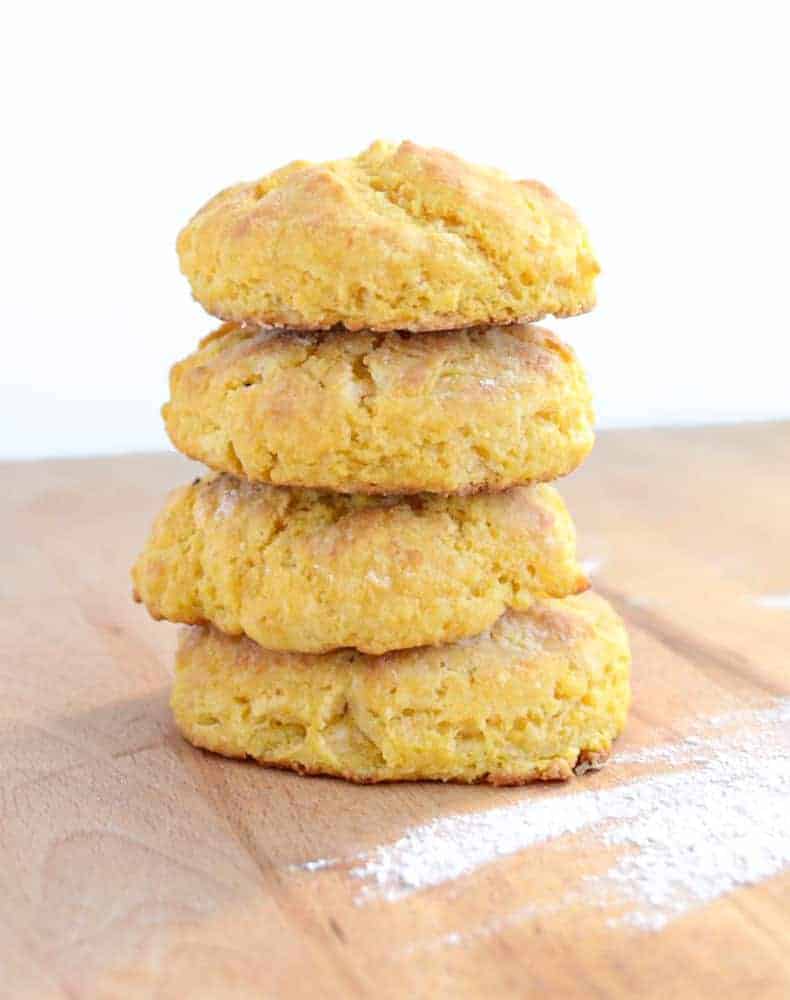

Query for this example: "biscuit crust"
[132,474,588,655]
[164,323,594,495]
[176,141,599,331]
[171,593,631,785]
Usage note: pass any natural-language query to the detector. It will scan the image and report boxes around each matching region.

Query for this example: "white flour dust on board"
[589,698,790,929]
[580,557,604,578]
[754,592,790,609]
[294,699,790,934]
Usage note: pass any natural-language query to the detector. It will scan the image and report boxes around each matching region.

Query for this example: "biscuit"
[171,593,630,785]
[176,140,599,331]
[132,474,587,655]
[164,323,594,494]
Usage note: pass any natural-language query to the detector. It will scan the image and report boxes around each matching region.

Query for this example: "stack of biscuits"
[133,141,631,785]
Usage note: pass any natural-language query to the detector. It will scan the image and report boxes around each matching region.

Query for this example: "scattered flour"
[580,557,604,578]
[754,592,790,609]
[298,858,337,873]
[295,699,790,934]
[589,701,790,929]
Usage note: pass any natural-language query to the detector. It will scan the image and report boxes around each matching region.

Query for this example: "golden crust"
[171,593,631,785]
[164,322,594,494]
[176,141,599,331]
[132,474,587,655]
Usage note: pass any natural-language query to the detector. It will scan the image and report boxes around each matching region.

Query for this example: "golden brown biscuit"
[164,323,594,494]
[176,141,599,331]
[171,593,630,785]
[132,474,587,655]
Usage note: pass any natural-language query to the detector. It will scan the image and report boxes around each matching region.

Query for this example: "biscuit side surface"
[131,475,588,655]
[163,322,594,494]
[171,593,631,784]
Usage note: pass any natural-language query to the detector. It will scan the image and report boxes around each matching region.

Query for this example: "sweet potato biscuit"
[171,593,630,785]
[164,323,594,494]
[176,140,599,331]
[132,474,587,655]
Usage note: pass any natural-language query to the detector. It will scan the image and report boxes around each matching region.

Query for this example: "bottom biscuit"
[171,592,630,785]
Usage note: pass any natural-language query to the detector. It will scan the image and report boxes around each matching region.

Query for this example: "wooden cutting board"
[1,422,789,999]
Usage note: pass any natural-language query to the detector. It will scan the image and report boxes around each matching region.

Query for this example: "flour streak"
[295,699,790,934]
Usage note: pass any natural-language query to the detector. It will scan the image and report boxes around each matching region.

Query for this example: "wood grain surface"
[1,423,789,999]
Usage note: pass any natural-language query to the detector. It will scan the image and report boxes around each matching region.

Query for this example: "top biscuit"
[177,141,599,331]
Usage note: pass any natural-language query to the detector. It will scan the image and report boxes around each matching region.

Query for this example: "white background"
[2,2,788,460]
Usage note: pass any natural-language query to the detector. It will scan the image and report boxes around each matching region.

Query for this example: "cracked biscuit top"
[164,323,594,494]
[131,473,588,655]
[176,140,599,331]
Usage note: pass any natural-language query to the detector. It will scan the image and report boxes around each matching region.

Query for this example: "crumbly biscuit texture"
[172,593,631,785]
[164,323,594,494]
[177,141,599,331]
[132,474,587,655]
